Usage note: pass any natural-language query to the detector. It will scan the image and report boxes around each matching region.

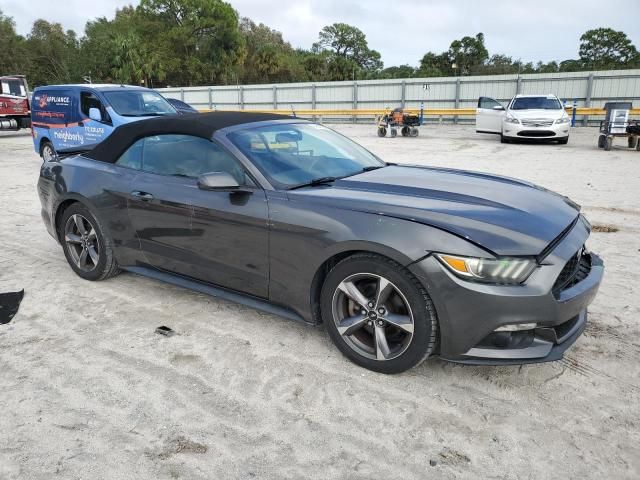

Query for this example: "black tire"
[59,203,120,281]
[628,136,638,149]
[410,127,419,137]
[558,136,569,145]
[390,128,397,138]
[40,140,56,162]
[377,127,387,137]
[401,126,410,137]
[636,139,640,151]
[500,133,510,144]
[604,136,612,151]
[320,253,438,374]
[597,135,606,149]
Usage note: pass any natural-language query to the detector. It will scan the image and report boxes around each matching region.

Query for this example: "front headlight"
[436,254,537,284]
[555,116,570,124]
[504,115,520,124]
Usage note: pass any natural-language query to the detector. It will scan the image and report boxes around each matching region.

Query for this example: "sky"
[3,0,639,67]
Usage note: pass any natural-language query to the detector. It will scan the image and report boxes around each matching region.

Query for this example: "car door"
[186,140,269,298]
[79,90,112,146]
[127,134,269,298]
[476,96,505,134]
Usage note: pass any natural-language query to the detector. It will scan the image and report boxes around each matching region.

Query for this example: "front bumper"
[409,217,604,365]
[503,120,570,139]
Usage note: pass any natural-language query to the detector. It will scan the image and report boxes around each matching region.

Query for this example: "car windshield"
[103,90,176,116]
[511,97,562,110]
[228,123,385,189]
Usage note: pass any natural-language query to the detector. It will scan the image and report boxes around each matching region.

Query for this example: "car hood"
[509,109,566,120]
[289,165,580,256]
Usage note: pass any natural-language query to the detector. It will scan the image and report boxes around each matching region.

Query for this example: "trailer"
[376,108,420,137]
[597,101,639,151]
[0,75,31,131]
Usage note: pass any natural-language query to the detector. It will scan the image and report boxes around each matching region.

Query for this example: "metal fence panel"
[158,69,640,123]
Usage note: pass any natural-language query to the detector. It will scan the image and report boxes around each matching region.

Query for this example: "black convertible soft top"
[85,111,295,163]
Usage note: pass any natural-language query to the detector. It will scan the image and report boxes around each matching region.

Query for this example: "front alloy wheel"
[332,273,414,361]
[321,253,438,373]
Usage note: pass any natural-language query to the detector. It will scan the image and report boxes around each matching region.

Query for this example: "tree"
[379,65,417,79]
[239,18,300,83]
[579,28,639,69]
[417,52,449,77]
[313,23,383,80]
[536,61,559,74]
[23,20,81,86]
[0,10,29,75]
[138,0,245,86]
[448,33,489,75]
[482,54,518,75]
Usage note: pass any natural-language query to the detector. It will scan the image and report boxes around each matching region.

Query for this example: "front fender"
[267,193,491,322]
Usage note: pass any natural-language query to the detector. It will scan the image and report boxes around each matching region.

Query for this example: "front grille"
[552,248,592,296]
[520,119,555,127]
[517,130,556,137]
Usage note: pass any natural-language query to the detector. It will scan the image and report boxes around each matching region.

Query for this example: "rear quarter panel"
[39,156,141,265]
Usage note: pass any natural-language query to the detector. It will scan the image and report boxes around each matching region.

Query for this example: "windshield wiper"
[288,176,338,190]
[121,112,167,117]
[361,165,386,172]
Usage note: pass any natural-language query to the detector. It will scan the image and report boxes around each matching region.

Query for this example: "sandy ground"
[0,125,639,480]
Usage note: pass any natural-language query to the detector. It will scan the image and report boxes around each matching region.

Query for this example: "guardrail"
[197,107,640,117]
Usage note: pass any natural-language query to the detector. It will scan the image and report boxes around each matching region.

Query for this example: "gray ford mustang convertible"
[38,112,604,373]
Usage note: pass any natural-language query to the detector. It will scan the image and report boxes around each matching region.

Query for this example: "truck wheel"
[40,140,56,162]
[604,137,613,151]
[597,135,606,148]
[401,126,410,137]
[410,127,419,137]
[628,136,638,149]
[390,128,397,138]
[377,127,387,137]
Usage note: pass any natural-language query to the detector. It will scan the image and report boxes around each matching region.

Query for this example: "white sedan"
[476,94,571,144]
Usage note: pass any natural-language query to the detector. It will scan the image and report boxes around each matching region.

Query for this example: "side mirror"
[492,105,505,111]
[197,171,241,191]
[89,107,102,121]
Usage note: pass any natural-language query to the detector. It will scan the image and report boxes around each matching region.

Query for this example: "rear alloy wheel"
[321,254,437,373]
[60,203,120,281]
[41,141,56,162]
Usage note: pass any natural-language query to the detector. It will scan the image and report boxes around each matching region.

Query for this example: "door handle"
[131,191,154,201]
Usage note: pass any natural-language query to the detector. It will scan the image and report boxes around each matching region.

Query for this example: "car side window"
[115,138,144,170]
[81,92,110,123]
[479,97,503,109]
[140,134,249,184]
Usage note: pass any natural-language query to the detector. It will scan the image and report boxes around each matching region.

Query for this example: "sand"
[0,125,638,479]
